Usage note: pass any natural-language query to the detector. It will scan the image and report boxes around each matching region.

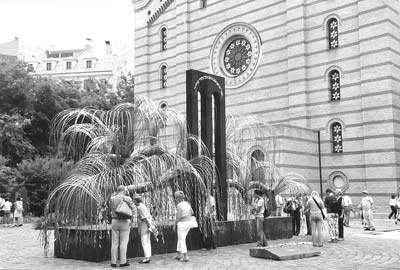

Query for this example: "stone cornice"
[147,0,175,26]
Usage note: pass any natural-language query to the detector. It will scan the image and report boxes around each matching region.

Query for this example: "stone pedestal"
[250,244,321,260]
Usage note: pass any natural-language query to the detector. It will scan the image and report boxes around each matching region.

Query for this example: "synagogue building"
[132,0,400,212]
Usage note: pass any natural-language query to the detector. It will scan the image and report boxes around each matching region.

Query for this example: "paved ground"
[1,219,400,270]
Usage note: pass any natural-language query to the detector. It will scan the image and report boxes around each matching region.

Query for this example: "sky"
[0,0,134,55]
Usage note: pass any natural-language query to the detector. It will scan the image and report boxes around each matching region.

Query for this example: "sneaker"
[371,228,375,231]
[139,259,150,264]
[120,263,130,267]
[110,264,117,268]
[364,228,370,231]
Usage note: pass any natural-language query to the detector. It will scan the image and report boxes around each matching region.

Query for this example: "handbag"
[312,197,326,219]
[115,198,132,219]
[188,216,198,228]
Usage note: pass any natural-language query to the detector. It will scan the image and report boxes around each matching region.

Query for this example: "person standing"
[109,185,135,268]
[0,195,5,224]
[361,190,375,231]
[389,195,397,220]
[203,192,216,249]
[396,196,400,225]
[302,195,311,235]
[305,191,325,247]
[336,190,344,240]
[324,189,339,242]
[13,197,24,227]
[174,191,197,262]
[342,192,353,227]
[285,196,301,236]
[275,194,284,216]
[133,195,152,264]
[3,197,12,227]
[252,190,268,247]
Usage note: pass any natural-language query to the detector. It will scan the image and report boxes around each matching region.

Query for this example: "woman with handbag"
[174,190,197,262]
[109,185,135,268]
[305,191,326,247]
[133,195,152,264]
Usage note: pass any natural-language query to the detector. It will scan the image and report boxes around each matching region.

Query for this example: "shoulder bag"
[312,197,326,219]
[116,197,133,219]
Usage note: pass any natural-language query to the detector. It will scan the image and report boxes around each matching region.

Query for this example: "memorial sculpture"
[41,70,310,261]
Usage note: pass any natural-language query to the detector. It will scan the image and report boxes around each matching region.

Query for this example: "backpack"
[283,201,292,213]
[329,196,341,213]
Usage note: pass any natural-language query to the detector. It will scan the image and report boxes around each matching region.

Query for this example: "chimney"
[105,41,112,54]
[85,38,92,51]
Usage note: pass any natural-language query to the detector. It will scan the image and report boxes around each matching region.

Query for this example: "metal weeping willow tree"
[225,114,311,220]
[42,83,216,241]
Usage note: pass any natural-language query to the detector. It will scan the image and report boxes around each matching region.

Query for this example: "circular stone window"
[210,22,262,88]
[327,171,349,192]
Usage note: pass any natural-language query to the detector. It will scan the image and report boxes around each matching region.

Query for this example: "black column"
[186,69,227,220]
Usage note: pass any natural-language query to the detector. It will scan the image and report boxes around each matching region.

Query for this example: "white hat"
[362,190,368,195]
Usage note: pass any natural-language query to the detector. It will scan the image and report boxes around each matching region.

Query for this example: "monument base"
[249,244,321,260]
[54,217,293,262]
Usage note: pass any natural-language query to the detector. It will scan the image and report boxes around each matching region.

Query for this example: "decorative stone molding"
[247,145,268,162]
[322,13,342,30]
[327,171,349,192]
[325,118,346,134]
[210,22,262,89]
[147,0,175,25]
[324,65,344,81]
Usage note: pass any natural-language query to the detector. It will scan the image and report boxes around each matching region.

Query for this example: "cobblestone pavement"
[1,219,400,270]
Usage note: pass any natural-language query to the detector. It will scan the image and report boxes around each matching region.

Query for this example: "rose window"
[223,38,252,76]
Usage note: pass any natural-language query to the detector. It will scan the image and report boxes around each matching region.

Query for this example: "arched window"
[331,122,343,153]
[160,27,167,51]
[329,69,341,101]
[327,18,339,49]
[251,149,265,181]
[160,65,167,88]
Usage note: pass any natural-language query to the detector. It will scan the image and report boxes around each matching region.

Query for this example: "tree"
[0,114,35,166]
[0,62,32,115]
[17,156,72,216]
[0,155,19,195]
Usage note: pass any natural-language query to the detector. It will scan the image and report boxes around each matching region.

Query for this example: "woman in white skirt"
[174,190,197,262]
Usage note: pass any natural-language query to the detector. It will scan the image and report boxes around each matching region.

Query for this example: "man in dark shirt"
[336,190,344,240]
[324,189,339,242]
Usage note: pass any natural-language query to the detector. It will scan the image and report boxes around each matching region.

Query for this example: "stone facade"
[132,0,400,208]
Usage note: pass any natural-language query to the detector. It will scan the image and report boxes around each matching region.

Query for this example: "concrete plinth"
[249,244,321,260]
[54,217,293,262]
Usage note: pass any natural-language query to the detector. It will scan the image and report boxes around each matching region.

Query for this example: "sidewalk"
[0,219,399,270]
